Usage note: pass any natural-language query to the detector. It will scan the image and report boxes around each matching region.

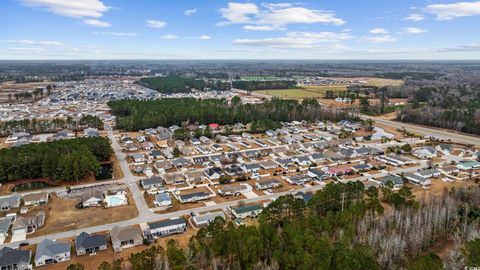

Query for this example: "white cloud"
[363,35,397,43]
[219,2,345,27]
[369,28,388,34]
[160,35,179,40]
[7,39,64,46]
[19,0,110,18]
[10,47,47,53]
[185,8,197,16]
[219,3,259,24]
[427,1,480,20]
[401,27,427,34]
[234,31,352,48]
[257,7,345,26]
[197,35,212,40]
[94,32,137,36]
[404,13,424,21]
[146,19,167,28]
[83,19,111,27]
[243,25,284,31]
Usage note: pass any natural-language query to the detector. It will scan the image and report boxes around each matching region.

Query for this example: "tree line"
[108,97,354,131]
[232,80,297,91]
[136,76,231,93]
[0,137,112,183]
[70,182,480,270]
[0,115,103,136]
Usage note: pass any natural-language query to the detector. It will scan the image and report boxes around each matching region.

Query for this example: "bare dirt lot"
[28,193,138,238]
[0,81,51,103]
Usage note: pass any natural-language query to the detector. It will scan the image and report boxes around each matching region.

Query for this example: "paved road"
[362,115,480,146]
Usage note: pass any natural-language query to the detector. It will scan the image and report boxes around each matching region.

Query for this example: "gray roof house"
[110,226,143,252]
[148,218,186,238]
[179,191,210,204]
[0,193,21,211]
[141,176,164,190]
[0,217,12,238]
[192,211,225,227]
[35,239,71,267]
[0,247,32,270]
[75,232,108,256]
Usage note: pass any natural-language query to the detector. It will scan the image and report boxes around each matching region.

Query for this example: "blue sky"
[1,0,480,59]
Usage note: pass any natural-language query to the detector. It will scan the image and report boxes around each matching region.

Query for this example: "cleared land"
[255,77,403,100]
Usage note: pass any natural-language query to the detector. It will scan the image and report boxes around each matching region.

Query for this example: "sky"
[1,0,480,60]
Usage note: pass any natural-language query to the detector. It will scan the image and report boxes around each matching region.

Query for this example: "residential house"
[294,191,313,203]
[75,232,108,256]
[13,211,45,234]
[148,218,186,238]
[22,192,49,206]
[163,172,185,185]
[154,160,173,173]
[255,179,282,190]
[205,167,223,180]
[241,163,261,173]
[131,153,146,164]
[306,169,327,180]
[218,185,246,196]
[35,239,70,267]
[412,147,438,159]
[0,217,12,239]
[110,226,143,252]
[193,211,225,227]
[184,171,205,183]
[309,152,325,163]
[457,161,480,170]
[284,175,311,185]
[416,168,441,178]
[260,160,278,170]
[404,173,431,187]
[171,157,192,168]
[224,165,244,176]
[84,127,99,137]
[0,193,21,211]
[154,193,172,208]
[0,247,32,270]
[80,189,104,207]
[379,174,404,189]
[178,192,210,204]
[141,176,164,190]
[231,204,263,219]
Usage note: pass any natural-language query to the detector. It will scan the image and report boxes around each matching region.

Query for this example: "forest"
[69,182,480,270]
[0,137,112,183]
[0,115,103,136]
[136,76,231,93]
[396,81,480,135]
[108,98,354,131]
[232,80,297,91]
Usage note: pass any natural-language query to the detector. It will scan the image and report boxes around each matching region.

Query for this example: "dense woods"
[137,76,231,93]
[80,183,480,270]
[108,98,354,131]
[0,137,112,183]
[232,80,297,91]
[0,115,103,136]
[396,82,480,134]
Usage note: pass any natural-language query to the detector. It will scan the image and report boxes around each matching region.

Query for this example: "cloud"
[233,31,352,48]
[369,28,388,34]
[83,19,111,27]
[160,35,179,40]
[401,27,427,34]
[185,8,197,16]
[197,35,212,40]
[146,19,166,28]
[427,1,480,20]
[219,2,345,27]
[243,25,284,31]
[404,13,424,21]
[219,2,259,24]
[19,0,110,18]
[363,35,397,43]
[7,39,64,46]
[94,32,138,36]
[10,47,47,52]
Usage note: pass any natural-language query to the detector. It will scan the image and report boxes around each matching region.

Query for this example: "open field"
[255,77,403,100]
[0,81,51,103]
[28,193,138,238]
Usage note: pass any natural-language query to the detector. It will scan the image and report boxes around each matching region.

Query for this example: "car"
[19,242,29,247]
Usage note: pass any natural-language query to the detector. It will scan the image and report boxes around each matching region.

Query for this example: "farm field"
[255,77,403,100]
